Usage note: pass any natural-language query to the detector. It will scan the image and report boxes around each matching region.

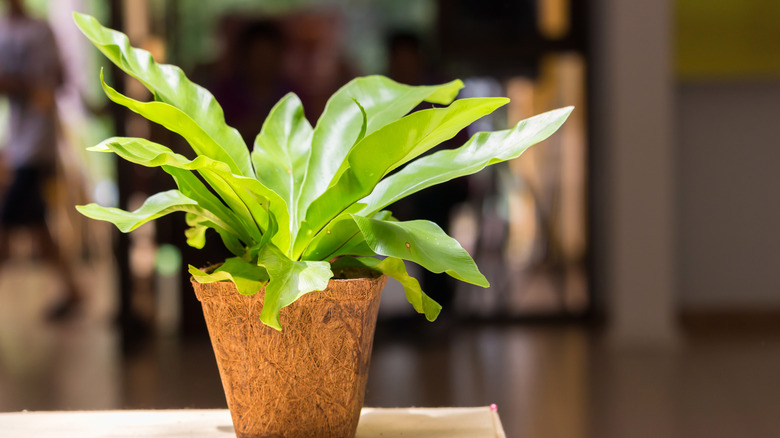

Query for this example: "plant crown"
[74,13,573,330]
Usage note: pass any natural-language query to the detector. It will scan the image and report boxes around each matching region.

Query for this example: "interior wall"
[591,0,780,343]
[677,82,780,310]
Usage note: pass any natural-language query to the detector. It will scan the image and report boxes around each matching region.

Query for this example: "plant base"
[193,271,387,438]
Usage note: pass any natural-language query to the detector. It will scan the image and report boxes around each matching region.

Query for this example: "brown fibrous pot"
[192,269,387,438]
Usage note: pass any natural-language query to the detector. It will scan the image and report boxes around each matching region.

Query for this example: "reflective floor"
[1,259,779,438]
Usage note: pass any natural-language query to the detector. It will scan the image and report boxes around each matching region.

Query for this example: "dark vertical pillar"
[162,0,212,338]
[109,0,148,346]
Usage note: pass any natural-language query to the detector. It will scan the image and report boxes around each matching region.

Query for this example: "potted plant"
[73,12,572,438]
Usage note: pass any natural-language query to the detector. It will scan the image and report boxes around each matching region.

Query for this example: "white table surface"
[0,407,506,438]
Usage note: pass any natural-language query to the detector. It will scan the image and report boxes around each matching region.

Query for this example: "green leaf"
[76,190,203,233]
[185,226,208,249]
[98,78,287,246]
[189,257,269,296]
[99,72,251,177]
[332,256,442,321]
[97,136,260,243]
[252,200,279,254]
[73,12,253,177]
[95,136,292,250]
[306,212,486,286]
[256,245,332,330]
[301,210,395,261]
[252,93,312,247]
[214,228,246,258]
[359,106,574,215]
[302,215,372,261]
[372,210,397,222]
[92,136,255,256]
[183,212,246,256]
[185,213,210,249]
[163,166,252,249]
[296,76,464,237]
[294,97,508,258]
[350,215,488,287]
[351,98,368,146]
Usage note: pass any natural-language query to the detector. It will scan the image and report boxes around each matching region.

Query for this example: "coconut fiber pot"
[192,270,387,438]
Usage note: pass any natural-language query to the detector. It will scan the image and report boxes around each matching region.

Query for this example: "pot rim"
[191,268,387,304]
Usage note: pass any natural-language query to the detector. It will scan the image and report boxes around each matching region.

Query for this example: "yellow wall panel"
[676,0,780,80]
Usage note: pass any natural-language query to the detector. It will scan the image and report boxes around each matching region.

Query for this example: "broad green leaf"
[183,212,246,257]
[359,106,574,215]
[98,79,289,246]
[214,228,246,258]
[351,98,368,146]
[252,93,311,249]
[305,213,486,286]
[179,167,265,243]
[185,225,208,249]
[251,200,279,254]
[189,257,269,296]
[76,190,205,233]
[185,213,210,249]
[302,215,372,261]
[164,166,251,248]
[73,12,253,177]
[99,73,248,177]
[94,137,260,243]
[96,136,292,249]
[373,210,397,221]
[296,76,464,234]
[350,215,489,287]
[294,97,508,258]
[256,245,332,330]
[301,210,395,261]
[332,256,442,321]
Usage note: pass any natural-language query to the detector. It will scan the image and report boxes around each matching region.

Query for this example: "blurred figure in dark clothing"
[282,10,357,121]
[212,19,289,145]
[387,31,432,87]
[0,0,82,320]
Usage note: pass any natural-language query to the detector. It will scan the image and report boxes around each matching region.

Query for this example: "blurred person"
[282,10,357,121]
[387,31,431,87]
[212,19,289,144]
[0,0,82,320]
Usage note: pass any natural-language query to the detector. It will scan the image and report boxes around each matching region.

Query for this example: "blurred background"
[0,0,778,437]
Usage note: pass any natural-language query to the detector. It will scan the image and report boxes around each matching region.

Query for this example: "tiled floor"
[1,259,779,437]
